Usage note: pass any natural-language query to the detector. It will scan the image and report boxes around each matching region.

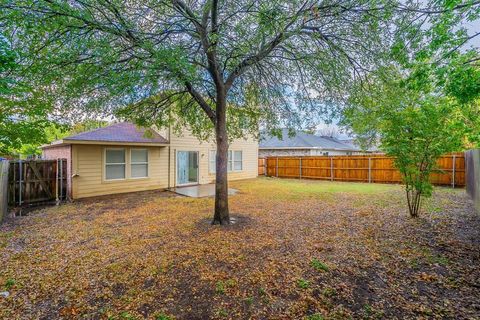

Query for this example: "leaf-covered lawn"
[1,177,479,319]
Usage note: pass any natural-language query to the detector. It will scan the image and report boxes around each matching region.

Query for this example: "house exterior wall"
[168,130,258,186]
[68,129,258,199]
[42,145,72,198]
[71,144,169,199]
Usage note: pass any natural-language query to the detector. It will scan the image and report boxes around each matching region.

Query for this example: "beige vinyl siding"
[72,144,169,199]
[70,128,258,199]
[168,130,258,186]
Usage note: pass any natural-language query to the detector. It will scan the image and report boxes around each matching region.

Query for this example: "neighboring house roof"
[42,122,169,149]
[340,138,381,153]
[259,129,360,151]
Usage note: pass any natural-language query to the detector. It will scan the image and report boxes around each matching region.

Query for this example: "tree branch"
[184,81,216,123]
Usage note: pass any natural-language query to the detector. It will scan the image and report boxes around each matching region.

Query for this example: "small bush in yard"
[215,279,236,294]
[4,279,15,290]
[322,287,337,298]
[258,287,267,296]
[155,313,173,320]
[119,312,136,320]
[311,258,329,272]
[216,308,228,317]
[215,281,225,294]
[297,279,310,289]
[306,313,324,320]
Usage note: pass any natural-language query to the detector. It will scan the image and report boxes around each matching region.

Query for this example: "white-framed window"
[131,149,148,178]
[227,150,233,171]
[105,148,126,180]
[233,150,243,171]
[209,150,216,173]
[209,150,243,173]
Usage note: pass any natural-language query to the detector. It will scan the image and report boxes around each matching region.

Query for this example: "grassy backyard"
[1,177,479,319]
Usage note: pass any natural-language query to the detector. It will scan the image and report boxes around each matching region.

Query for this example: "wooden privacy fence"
[258,158,266,175]
[8,159,68,208]
[260,153,465,187]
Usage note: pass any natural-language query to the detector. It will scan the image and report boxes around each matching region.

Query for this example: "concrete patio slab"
[171,184,238,198]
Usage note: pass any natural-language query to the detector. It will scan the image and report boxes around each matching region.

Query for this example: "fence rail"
[259,153,465,187]
[8,159,68,208]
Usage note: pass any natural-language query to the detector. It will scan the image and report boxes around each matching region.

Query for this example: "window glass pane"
[209,150,216,173]
[228,150,233,171]
[106,164,125,179]
[234,151,242,161]
[234,161,242,171]
[188,152,198,182]
[131,149,147,163]
[106,149,125,163]
[131,164,148,178]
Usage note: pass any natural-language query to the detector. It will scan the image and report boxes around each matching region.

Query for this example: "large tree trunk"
[212,92,230,225]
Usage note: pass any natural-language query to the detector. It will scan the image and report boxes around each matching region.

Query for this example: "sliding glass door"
[176,151,199,185]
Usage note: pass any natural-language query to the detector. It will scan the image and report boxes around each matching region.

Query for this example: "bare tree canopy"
[1,0,477,223]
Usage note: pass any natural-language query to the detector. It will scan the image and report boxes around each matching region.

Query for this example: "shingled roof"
[64,122,168,144]
[259,129,359,151]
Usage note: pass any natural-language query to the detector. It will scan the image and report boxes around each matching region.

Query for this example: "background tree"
[0,34,52,156]
[4,0,476,223]
[342,0,480,217]
[2,0,411,224]
[343,64,477,217]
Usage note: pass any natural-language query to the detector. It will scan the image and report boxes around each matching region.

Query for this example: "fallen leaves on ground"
[0,177,479,319]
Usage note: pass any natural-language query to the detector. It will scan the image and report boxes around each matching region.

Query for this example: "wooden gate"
[8,159,68,207]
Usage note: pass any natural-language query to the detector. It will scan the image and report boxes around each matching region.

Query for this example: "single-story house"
[259,129,368,157]
[41,122,258,199]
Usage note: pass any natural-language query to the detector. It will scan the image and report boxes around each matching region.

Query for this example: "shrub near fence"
[259,153,465,187]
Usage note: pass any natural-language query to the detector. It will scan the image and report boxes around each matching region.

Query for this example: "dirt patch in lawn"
[0,178,479,319]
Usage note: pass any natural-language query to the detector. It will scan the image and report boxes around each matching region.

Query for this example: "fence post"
[368,157,372,183]
[452,154,456,188]
[299,158,302,179]
[264,158,267,176]
[330,157,334,181]
[60,159,63,200]
[56,159,59,204]
[0,161,9,224]
[18,159,22,206]
[276,157,279,177]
